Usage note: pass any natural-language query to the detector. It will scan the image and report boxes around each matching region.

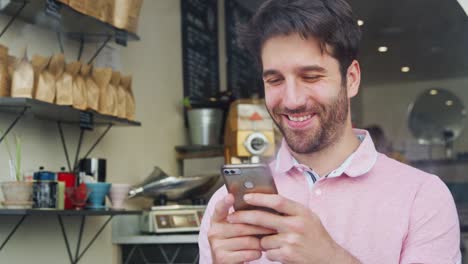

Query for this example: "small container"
[33,167,56,181]
[32,181,58,209]
[57,168,76,210]
[57,182,65,210]
[86,182,111,209]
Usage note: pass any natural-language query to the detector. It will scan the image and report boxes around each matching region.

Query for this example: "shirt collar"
[274,129,378,178]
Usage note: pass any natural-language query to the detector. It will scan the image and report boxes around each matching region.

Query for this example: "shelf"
[113,234,199,244]
[175,145,224,160]
[1,0,140,45]
[0,209,142,263]
[0,208,142,216]
[0,97,141,127]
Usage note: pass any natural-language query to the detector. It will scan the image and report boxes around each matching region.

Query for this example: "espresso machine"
[224,99,276,164]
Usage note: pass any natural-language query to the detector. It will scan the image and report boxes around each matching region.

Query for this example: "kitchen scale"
[140,204,206,234]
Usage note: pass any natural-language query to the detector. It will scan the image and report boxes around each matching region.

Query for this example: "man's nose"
[283,78,306,109]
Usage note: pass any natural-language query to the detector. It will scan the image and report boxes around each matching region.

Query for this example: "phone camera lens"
[224,170,230,174]
[230,170,235,174]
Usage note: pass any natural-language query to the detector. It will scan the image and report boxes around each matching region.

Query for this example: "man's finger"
[211,194,234,222]
[214,250,262,264]
[227,210,285,231]
[212,223,276,239]
[260,233,284,250]
[215,236,262,251]
[243,193,304,216]
[264,248,284,263]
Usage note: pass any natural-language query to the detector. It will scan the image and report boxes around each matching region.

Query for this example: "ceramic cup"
[86,183,111,209]
[1,181,33,202]
[108,183,131,209]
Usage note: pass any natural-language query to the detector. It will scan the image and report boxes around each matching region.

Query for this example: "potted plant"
[0,133,33,208]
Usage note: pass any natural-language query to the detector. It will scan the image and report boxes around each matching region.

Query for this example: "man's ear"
[346,60,361,98]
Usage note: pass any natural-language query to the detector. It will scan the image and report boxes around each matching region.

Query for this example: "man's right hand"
[208,194,275,264]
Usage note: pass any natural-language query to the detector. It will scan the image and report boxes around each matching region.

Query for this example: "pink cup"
[108,183,131,209]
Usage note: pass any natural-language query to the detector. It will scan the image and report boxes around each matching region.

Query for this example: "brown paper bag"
[48,53,65,80]
[0,45,9,97]
[84,0,102,20]
[109,71,120,116]
[68,0,86,14]
[98,0,115,23]
[81,64,100,111]
[93,67,113,115]
[113,0,143,33]
[32,55,56,103]
[56,61,80,105]
[5,55,17,97]
[122,75,135,120]
[72,62,87,110]
[116,75,128,118]
[11,50,34,98]
[7,56,17,77]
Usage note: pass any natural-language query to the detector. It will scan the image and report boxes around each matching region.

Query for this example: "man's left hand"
[226,193,360,264]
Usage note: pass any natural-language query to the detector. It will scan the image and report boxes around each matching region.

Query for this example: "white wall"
[0,1,186,263]
[361,77,468,160]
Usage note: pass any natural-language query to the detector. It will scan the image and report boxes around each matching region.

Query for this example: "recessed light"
[446,100,453,106]
[357,20,364,26]
[378,46,388,53]
[430,89,438,95]
[401,66,410,73]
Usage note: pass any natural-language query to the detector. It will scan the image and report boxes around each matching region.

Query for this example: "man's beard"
[269,86,349,154]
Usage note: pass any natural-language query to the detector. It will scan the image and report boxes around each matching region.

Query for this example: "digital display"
[173,215,191,227]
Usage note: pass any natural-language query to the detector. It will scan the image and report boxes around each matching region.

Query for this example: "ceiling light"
[446,100,454,106]
[357,20,364,26]
[430,89,438,95]
[401,66,410,73]
[378,46,388,53]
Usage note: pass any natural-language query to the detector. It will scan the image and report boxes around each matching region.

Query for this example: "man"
[198,0,461,263]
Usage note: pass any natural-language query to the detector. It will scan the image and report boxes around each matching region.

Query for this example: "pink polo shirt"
[198,129,461,264]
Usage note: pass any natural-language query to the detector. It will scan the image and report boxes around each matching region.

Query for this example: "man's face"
[261,34,350,154]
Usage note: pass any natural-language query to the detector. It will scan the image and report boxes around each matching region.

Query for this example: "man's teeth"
[288,114,312,122]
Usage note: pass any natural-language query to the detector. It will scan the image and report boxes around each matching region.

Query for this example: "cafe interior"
[0,0,466,263]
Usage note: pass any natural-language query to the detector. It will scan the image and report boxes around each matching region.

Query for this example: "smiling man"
[198,0,461,263]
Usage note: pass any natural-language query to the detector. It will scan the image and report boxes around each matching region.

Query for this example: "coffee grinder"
[224,99,276,164]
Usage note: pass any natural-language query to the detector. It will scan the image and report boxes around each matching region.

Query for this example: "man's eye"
[303,76,320,81]
[266,78,283,85]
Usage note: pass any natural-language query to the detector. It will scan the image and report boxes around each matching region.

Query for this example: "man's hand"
[208,194,276,264]
[226,194,361,264]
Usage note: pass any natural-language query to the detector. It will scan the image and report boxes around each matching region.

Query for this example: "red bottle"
[57,168,76,210]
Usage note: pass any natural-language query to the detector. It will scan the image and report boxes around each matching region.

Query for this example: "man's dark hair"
[238,0,361,81]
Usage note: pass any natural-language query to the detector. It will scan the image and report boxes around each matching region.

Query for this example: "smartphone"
[221,163,278,213]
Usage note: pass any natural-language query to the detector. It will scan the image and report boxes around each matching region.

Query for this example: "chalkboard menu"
[181,0,219,99]
[225,0,263,99]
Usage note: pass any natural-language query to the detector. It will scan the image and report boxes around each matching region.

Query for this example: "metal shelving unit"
[0,2,143,263]
[0,98,141,172]
[0,209,141,264]
[0,0,143,170]
[0,0,141,62]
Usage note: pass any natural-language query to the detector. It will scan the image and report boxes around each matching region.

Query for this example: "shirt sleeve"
[198,186,228,264]
[400,175,461,264]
